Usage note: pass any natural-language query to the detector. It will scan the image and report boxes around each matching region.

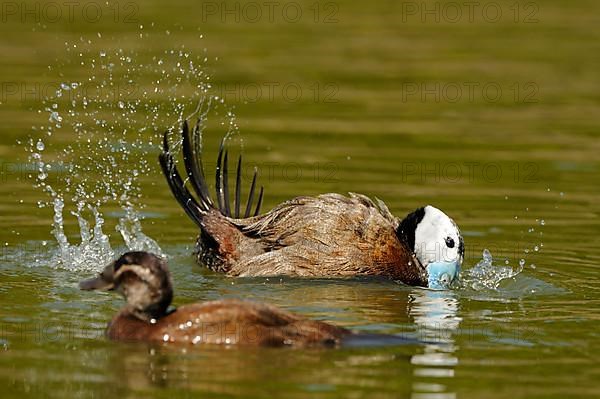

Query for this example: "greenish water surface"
[1,1,599,398]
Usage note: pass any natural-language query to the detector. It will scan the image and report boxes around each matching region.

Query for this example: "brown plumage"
[159,121,464,289]
[199,194,425,285]
[105,300,348,346]
[79,252,351,347]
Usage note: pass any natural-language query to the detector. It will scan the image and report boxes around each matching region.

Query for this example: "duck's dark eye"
[445,236,455,248]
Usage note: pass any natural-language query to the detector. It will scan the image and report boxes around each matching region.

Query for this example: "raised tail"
[159,120,264,229]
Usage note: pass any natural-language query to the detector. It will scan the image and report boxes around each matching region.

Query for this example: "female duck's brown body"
[106,299,348,346]
[80,251,350,347]
[159,121,464,288]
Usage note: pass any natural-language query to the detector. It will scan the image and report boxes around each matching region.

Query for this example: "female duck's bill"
[79,264,115,290]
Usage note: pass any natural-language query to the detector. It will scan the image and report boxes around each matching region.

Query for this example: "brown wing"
[141,299,349,347]
[227,193,427,285]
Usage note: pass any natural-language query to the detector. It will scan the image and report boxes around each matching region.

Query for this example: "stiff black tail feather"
[181,119,212,208]
[159,120,264,228]
[159,134,206,227]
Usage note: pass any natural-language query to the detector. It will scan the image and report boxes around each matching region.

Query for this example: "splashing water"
[25,32,235,271]
[49,197,114,271]
[461,249,524,291]
[116,205,161,254]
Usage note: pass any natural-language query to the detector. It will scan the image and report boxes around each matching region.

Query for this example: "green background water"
[1,1,599,398]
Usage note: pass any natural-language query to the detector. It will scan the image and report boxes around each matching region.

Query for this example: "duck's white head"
[398,205,464,289]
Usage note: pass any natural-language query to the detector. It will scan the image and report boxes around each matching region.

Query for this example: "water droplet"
[540,219,545,226]
[36,140,45,151]
[519,259,525,267]
[481,249,492,263]
[534,246,539,252]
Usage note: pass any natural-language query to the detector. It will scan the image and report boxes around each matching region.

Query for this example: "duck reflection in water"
[408,289,461,398]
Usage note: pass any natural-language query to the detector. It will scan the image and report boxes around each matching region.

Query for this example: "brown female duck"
[79,251,352,346]
[159,121,464,289]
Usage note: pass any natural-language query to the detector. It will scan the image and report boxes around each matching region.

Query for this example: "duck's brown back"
[106,299,349,347]
[199,193,427,285]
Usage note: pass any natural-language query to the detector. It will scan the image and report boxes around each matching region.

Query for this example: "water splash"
[116,205,161,254]
[461,249,523,291]
[49,197,114,271]
[25,32,235,270]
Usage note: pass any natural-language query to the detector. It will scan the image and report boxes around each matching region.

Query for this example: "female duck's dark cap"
[78,252,165,291]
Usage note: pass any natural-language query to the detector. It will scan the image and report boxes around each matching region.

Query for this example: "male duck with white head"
[159,121,464,289]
